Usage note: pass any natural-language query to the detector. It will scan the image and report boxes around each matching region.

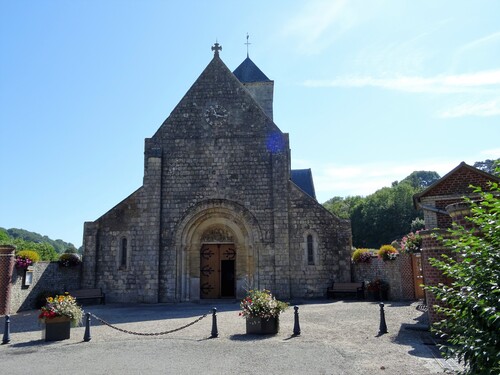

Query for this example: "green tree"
[10,238,59,261]
[323,196,363,219]
[426,181,500,374]
[348,181,423,247]
[401,170,440,188]
[473,158,500,177]
[0,228,10,244]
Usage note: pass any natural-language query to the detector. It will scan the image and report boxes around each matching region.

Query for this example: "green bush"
[426,180,500,374]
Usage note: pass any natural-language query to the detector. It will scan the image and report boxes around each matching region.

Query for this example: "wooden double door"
[200,244,236,299]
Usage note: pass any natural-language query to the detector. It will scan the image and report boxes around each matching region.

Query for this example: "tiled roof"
[233,57,271,83]
[291,169,316,199]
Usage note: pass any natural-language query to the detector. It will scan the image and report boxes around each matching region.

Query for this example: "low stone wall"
[9,262,81,313]
[352,253,415,301]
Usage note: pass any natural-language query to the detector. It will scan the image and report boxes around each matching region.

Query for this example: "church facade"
[82,45,352,303]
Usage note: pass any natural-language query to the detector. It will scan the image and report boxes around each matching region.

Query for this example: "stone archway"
[175,199,262,301]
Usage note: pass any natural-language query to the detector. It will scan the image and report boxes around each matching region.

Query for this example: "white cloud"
[305,158,493,202]
[439,98,500,118]
[479,148,500,159]
[280,0,361,54]
[459,31,500,52]
[303,69,500,94]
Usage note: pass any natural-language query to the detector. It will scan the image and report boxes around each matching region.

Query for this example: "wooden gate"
[200,244,236,299]
[411,253,425,299]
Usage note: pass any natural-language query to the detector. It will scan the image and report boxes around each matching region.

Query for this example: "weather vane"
[245,33,251,58]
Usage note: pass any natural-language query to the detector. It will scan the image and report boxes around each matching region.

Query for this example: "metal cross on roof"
[211,42,222,56]
[245,33,251,58]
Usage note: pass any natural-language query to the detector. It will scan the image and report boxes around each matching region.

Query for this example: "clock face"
[204,104,228,126]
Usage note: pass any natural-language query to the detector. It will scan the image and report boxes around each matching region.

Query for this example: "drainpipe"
[418,204,449,216]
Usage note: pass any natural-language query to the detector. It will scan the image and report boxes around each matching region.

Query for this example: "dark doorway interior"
[220,259,235,298]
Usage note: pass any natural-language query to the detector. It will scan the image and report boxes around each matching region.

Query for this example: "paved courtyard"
[1,300,461,374]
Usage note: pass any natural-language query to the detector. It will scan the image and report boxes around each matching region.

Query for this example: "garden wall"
[9,262,81,313]
[352,253,415,301]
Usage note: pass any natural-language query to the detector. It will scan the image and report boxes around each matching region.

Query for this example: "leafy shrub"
[352,248,371,263]
[59,253,81,267]
[425,180,500,374]
[377,245,398,261]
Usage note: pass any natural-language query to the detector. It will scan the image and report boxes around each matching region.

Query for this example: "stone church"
[82,44,352,303]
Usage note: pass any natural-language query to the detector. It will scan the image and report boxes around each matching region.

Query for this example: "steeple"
[233,37,274,120]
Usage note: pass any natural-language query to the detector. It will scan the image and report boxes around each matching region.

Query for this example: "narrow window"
[307,234,314,265]
[120,238,128,269]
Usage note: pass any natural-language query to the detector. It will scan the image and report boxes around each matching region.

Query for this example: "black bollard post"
[83,312,92,342]
[293,305,301,336]
[211,307,218,338]
[2,315,11,345]
[378,302,388,335]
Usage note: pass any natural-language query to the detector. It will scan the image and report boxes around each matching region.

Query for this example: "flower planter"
[246,316,279,335]
[42,316,71,341]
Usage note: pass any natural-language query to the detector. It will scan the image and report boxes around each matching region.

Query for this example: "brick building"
[413,162,500,324]
[82,45,352,303]
[413,161,499,230]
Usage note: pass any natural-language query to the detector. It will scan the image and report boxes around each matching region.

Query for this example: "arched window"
[307,234,314,265]
[120,238,128,269]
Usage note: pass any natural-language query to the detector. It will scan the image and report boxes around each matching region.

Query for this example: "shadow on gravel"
[5,302,241,335]
[229,333,277,341]
[392,305,436,359]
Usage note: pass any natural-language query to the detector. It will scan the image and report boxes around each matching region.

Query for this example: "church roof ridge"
[152,44,281,140]
[233,57,271,83]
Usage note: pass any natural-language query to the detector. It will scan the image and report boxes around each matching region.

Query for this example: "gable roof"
[152,52,282,139]
[291,169,317,200]
[413,161,500,207]
[233,57,271,83]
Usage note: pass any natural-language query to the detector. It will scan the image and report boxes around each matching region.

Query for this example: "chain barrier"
[88,311,209,336]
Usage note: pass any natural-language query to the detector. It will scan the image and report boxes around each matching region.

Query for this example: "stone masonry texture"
[82,51,352,303]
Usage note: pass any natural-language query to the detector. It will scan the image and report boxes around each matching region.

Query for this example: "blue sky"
[1,0,499,247]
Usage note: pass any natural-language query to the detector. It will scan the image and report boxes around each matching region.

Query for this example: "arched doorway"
[175,199,262,301]
[200,243,236,299]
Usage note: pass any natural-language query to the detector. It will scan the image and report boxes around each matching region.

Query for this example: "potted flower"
[14,250,40,269]
[400,231,422,253]
[39,293,84,341]
[240,289,289,334]
[59,253,82,267]
[352,248,372,263]
[377,245,398,261]
[366,279,389,301]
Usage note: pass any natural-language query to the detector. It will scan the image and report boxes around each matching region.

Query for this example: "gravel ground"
[1,300,462,375]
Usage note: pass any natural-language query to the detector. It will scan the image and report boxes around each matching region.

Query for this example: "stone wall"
[352,253,415,301]
[288,184,352,298]
[9,262,81,312]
